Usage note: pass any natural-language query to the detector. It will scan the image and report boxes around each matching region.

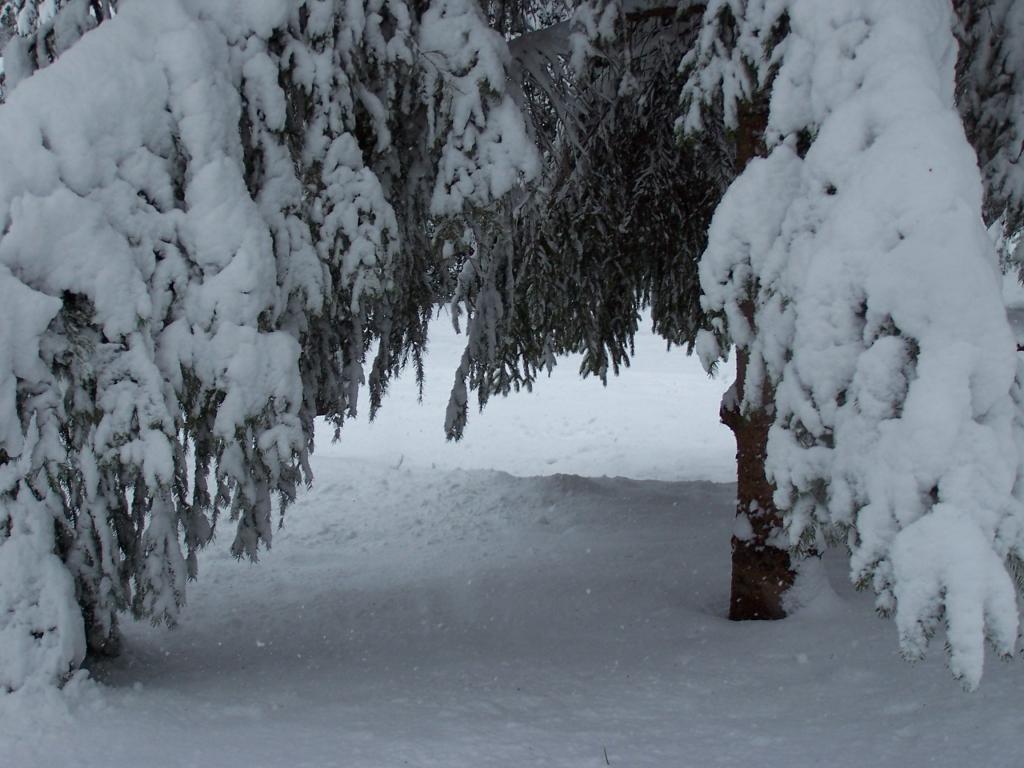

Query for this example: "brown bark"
[721,339,794,621]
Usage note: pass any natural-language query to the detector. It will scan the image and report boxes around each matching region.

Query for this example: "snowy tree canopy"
[1,0,1023,694]
[0,0,536,691]
[443,0,720,440]
[687,0,1024,688]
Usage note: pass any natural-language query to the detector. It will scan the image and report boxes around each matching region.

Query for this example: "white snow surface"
[318,309,736,481]
[3,318,1023,767]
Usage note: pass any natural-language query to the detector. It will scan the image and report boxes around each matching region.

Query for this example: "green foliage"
[447,7,722,438]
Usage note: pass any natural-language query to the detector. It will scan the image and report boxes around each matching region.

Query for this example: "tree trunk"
[720,341,794,620]
[82,601,122,660]
[717,98,797,621]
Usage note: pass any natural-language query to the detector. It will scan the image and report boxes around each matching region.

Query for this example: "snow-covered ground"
[314,308,736,482]
[3,316,1022,768]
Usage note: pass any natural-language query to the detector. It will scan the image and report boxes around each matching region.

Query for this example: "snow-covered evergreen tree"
[687,0,1024,688]
[0,0,536,690]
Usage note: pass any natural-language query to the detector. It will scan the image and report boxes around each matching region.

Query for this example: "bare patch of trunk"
[720,349,794,620]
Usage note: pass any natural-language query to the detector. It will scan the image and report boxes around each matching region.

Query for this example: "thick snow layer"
[3,321,1022,766]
